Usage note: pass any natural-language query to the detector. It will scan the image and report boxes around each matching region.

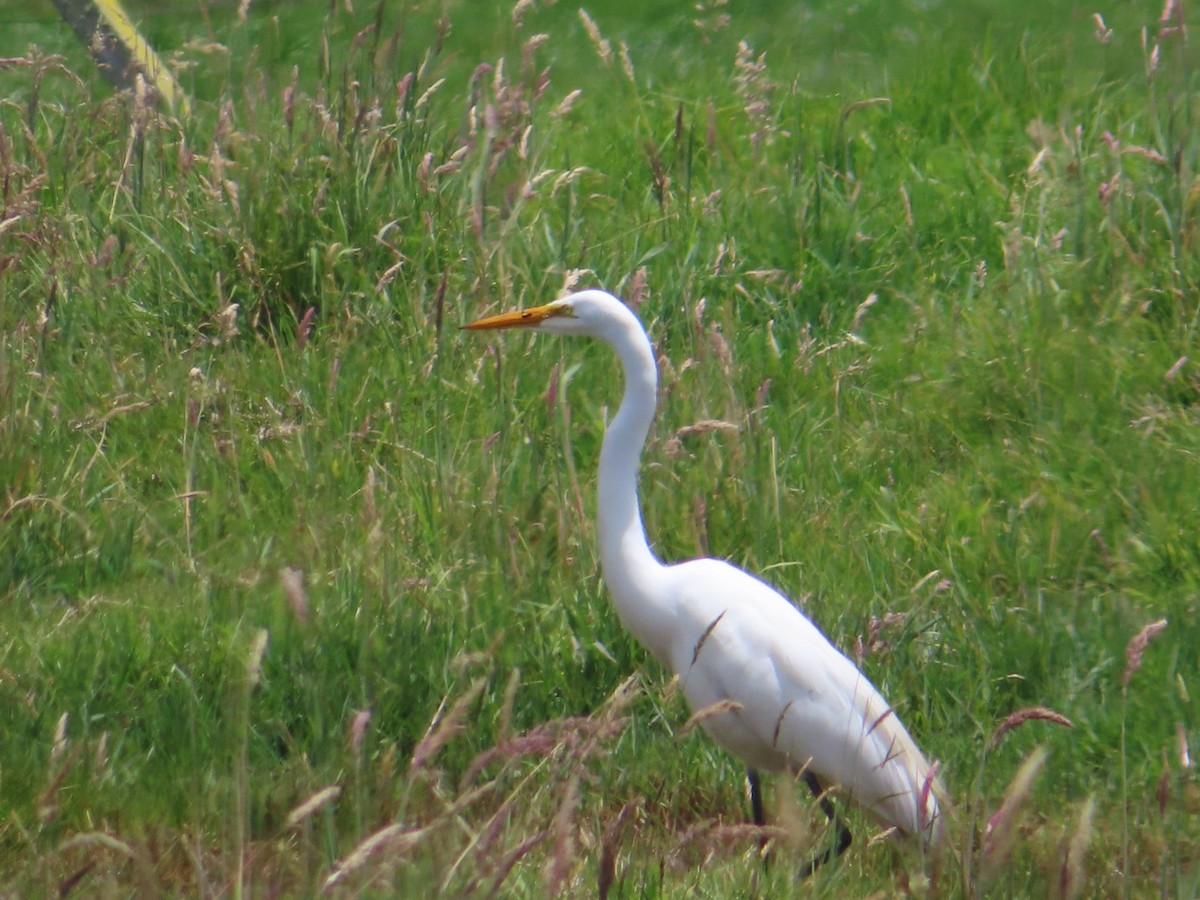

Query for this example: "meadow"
[0,0,1197,895]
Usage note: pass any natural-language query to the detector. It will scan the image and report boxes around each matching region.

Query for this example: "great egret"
[466,290,945,869]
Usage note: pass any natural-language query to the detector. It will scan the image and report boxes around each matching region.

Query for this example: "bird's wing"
[665,558,943,843]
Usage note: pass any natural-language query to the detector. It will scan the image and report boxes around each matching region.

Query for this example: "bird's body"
[631,555,937,836]
[466,289,943,852]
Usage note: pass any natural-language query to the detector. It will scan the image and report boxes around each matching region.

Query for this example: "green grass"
[0,0,1198,895]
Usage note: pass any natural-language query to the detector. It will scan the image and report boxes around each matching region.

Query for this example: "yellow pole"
[51,0,191,117]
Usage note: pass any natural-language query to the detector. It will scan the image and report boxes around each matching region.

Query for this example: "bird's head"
[463,289,636,340]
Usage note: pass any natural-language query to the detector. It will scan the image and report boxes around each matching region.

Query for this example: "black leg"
[797,770,852,879]
[747,767,765,827]
[746,767,771,864]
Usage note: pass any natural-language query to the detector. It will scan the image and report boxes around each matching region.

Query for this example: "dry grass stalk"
[461,725,565,788]
[56,859,95,897]
[981,746,1048,884]
[323,822,431,890]
[459,689,626,784]
[39,712,81,824]
[349,709,371,754]
[567,674,640,763]
[440,779,508,823]
[624,267,648,308]
[850,292,880,333]
[543,775,580,894]
[678,698,744,738]
[441,679,639,893]
[918,760,942,836]
[598,799,641,900]
[286,785,342,830]
[672,819,787,870]
[553,89,582,118]
[58,831,136,857]
[855,610,909,662]
[51,711,69,767]
[511,0,535,26]
[40,742,84,825]
[486,830,549,899]
[578,10,613,66]
[1157,0,1186,40]
[410,678,487,772]
[497,667,521,743]
[457,795,520,894]
[673,419,739,440]
[56,831,158,896]
[1122,618,1168,688]
[733,40,778,153]
[246,628,269,687]
[690,611,727,667]
[295,305,316,349]
[1058,795,1095,900]
[618,41,635,81]
[693,0,731,38]
[279,567,308,624]
[558,268,592,296]
[1156,751,1171,816]
[93,730,109,782]
[988,706,1074,750]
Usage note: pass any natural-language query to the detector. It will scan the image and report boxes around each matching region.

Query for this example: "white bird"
[466,289,945,869]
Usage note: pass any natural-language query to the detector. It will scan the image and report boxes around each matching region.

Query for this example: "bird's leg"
[796,770,852,879]
[747,767,766,827]
[746,767,770,863]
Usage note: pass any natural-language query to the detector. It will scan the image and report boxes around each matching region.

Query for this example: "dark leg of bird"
[796,771,852,879]
[746,767,770,864]
[747,767,765,827]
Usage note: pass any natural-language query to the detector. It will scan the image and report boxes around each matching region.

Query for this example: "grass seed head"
[286,785,342,830]
[512,0,535,26]
[1157,0,1186,41]
[543,775,581,894]
[1123,618,1168,688]
[1059,795,1095,900]
[487,831,549,898]
[598,799,641,900]
[678,698,743,738]
[618,41,635,81]
[324,823,430,890]
[51,711,69,766]
[989,706,1074,750]
[245,629,269,687]
[410,678,486,772]
[981,746,1048,884]
[349,709,371,754]
[553,89,582,119]
[578,10,613,66]
[93,730,109,782]
[279,567,309,623]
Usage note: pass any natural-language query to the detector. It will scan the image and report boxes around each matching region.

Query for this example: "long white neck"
[594,311,665,623]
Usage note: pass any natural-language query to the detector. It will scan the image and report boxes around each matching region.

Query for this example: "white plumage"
[467,289,944,855]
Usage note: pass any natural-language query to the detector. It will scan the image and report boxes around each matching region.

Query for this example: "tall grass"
[0,0,1197,895]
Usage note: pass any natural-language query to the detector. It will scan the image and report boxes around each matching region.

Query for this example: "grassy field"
[0,0,1198,895]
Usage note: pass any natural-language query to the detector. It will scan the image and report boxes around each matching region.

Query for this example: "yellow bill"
[463,302,569,331]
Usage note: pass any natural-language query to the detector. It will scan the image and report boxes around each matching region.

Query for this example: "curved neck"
[596,319,662,603]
